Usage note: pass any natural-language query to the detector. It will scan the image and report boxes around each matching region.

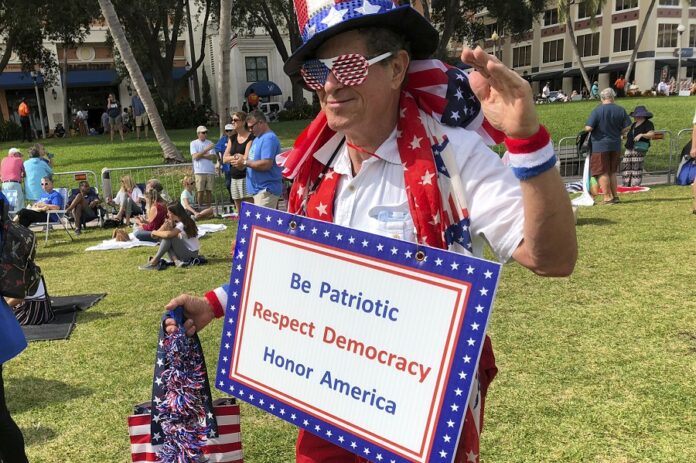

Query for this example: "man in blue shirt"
[231,110,282,209]
[131,94,148,139]
[16,176,64,228]
[584,88,631,204]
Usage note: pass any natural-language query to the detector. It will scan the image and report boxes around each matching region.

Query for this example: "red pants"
[296,337,497,463]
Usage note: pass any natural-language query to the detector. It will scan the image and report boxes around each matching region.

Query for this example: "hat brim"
[630,112,653,118]
[284,6,439,86]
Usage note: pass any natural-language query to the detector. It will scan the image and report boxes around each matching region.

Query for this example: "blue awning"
[0,72,44,89]
[66,69,119,87]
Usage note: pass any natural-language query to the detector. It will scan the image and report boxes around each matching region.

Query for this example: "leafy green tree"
[42,0,98,133]
[558,0,605,93]
[230,0,305,106]
[109,0,213,111]
[430,0,546,59]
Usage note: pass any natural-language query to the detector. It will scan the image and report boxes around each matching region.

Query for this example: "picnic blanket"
[85,223,228,251]
[21,293,107,342]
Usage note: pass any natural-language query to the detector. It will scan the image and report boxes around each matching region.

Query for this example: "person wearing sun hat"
[620,105,655,187]
[164,1,577,462]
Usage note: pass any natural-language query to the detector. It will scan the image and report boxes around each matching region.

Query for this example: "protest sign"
[216,203,500,463]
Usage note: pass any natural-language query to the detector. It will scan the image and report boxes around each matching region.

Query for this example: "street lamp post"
[491,31,499,59]
[30,71,46,139]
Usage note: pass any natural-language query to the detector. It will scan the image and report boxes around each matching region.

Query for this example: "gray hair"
[248,109,267,123]
[146,178,163,192]
[600,88,616,101]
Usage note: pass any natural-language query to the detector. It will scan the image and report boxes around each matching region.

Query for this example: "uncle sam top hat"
[284,0,439,84]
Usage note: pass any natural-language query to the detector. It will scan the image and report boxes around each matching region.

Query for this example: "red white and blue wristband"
[504,125,556,180]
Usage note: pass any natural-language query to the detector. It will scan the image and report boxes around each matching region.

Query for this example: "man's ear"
[390,50,410,90]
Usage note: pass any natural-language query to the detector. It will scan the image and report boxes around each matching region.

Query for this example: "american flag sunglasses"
[300,52,392,90]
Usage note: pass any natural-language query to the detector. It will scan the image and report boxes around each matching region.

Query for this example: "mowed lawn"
[3,96,696,462]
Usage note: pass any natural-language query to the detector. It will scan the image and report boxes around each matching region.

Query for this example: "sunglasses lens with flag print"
[300,52,392,90]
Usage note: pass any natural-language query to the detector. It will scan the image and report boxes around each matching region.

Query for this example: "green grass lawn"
[3,99,696,462]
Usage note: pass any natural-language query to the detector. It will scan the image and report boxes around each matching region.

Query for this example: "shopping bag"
[128,398,243,463]
[127,307,243,462]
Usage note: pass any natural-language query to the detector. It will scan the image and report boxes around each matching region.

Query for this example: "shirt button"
[348,185,356,192]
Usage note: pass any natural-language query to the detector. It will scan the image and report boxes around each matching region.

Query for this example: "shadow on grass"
[5,377,92,414]
[576,217,616,226]
[23,424,57,447]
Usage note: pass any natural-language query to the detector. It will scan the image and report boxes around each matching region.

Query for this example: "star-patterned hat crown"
[284,0,439,85]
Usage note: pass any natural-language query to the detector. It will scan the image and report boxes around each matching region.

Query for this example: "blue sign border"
[216,203,500,463]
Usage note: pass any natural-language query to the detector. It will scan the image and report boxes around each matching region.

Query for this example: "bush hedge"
[0,120,22,141]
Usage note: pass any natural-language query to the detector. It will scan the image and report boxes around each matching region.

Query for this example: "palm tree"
[96,0,185,163]
[625,0,658,87]
[558,0,605,94]
[217,0,232,134]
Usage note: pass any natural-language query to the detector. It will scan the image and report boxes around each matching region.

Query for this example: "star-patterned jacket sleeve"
[205,285,228,319]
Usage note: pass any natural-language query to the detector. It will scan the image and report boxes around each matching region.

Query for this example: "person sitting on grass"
[109,175,143,226]
[15,175,64,228]
[139,201,200,270]
[179,175,214,220]
[133,189,167,242]
[65,180,101,235]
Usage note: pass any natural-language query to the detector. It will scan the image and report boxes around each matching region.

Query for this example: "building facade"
[0,3,302,136]
[479,0,696,96]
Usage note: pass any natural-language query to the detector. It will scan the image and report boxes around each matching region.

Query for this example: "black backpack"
[0,196,41,298]
[576,130,592,156]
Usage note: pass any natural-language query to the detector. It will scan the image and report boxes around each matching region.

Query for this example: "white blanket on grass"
[85,223,228,251]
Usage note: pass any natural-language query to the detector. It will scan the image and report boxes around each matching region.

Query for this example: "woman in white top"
[179,175,214,219]
[109,175,143,225]
[139,201,200,270]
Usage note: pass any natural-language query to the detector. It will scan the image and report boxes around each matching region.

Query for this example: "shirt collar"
[313,127,401,168]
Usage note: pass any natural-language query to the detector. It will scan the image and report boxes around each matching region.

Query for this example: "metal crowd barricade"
[101,164,234,214]
[642,129,673,184]
[52,170,100,191]
[556,136,582,178]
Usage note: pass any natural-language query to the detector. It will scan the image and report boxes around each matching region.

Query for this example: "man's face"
[313,30,398,138]
[80,183,90,194]
[247,118,262,135]
[198,130,207,140]
[41,179,53,192]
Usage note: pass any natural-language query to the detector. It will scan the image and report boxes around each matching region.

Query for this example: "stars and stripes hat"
[284,0,439,85]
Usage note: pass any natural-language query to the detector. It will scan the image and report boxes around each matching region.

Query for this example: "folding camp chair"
[32,187,74,243]
[67,186,105,230]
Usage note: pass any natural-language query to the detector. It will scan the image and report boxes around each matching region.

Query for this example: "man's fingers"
[165,294,189,310]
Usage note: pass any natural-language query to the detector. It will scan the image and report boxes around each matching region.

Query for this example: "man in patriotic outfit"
[166,1,577,461]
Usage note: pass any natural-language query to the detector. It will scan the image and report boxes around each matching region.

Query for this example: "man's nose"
[323,70,344,92]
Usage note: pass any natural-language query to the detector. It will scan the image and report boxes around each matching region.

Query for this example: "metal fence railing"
[556,136,583,178]
[101,164,235,214]
[53,170,100,192]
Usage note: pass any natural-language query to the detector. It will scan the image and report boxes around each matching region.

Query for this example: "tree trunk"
[97,0,184,163]
[63,44,71,137]
[625,0,657,85]
[185,0,201,105]
[217,0,232,133]
[564,7,591,93]
[435,0,459,59]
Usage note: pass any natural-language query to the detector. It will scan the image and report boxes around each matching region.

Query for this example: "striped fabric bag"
[128,398,243,463]
[128,307,243,462]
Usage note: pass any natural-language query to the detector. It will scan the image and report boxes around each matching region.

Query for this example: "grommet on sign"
[415,250,426,262]
[289,220,297,230]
